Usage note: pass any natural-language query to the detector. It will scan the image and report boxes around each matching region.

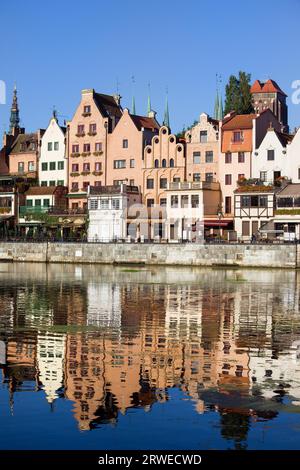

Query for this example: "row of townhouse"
[1,78,300,242]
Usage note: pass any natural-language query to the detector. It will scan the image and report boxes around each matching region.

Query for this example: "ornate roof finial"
[131,75,136,115]
[9,84,20,134]
[147,82,151,117]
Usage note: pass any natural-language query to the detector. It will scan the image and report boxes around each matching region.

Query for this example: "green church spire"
[214,89,220,120]
[218,93,224,120]
[131,75,136,115]
[163,90,170,128]
[9,84,20,134]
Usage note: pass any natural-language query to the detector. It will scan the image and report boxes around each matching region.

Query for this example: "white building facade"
[39,115,67,187]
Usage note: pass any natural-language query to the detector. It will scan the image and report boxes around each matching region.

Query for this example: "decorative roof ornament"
[163,87,170,129]
[9,84,20,133]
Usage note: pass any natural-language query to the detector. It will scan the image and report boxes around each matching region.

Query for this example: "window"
[100,199,109,209]
[129,179,134,186]
[83,182,90,190]
[171,195,178,208]
[77,125,84,135]
[200,131,207,143]
[72,202,79,209]
[225,152,232,164]
[41,181,47,186]
[49,180,56,186]
[225,196,231,214]
[233,131,243,142]
[173,177,180,183]
[113,180,124,186]
[72,144,79,153]
[72,164,79,172]
[242,221,250,236]
[114,160,126,169]
[90,199,98,210]
[238,174,245,180]
[170,158,174,167]
[205,151,213,163]
[154,159,159,168]
[28,161,35,171]
[191,195,199,208]
[41,162,48,171]
[147,178,154,189]
[225,174,232,185]
[267,149,275,160]
[83,143,90,153]
[123,139,128,148]
[160,198,167,207]
[147,199,155,207]
[260,171,267,181]
[57,180,64,186]
[130,159,135,168]
[18,162,24,173]
[26,199,33,207]
[58,161,64,170]
[181,195,189,208]
[205,172,213,182]
[49,162,56,171]
[193,173,201,182]
[241,196,250,207]
[193,152,200,164]
[259,196,267,207]
[72,182,79,191]
[83,105,91,114]
[160,178,167,189]
[35,199,41,206]
[95,142,102,152]
[83,162,90,172]
[54,142,59,151]
[89,123,96,134]
[43,199,50,207]
[238,152,245,163]
[95,162,102,172]
[162,159,166,168]
[95,181,102,187]
[112,198,120,210]
[48,142,53,151]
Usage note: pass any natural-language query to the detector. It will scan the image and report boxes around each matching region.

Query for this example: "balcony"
[167,181,219,191]
[19,206,49,217]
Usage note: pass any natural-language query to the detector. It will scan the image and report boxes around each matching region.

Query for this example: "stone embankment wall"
[0,242,298,268]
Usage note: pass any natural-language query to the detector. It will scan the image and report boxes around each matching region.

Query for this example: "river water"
[0,263,300,450]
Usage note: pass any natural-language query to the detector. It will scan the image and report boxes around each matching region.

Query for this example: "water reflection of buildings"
[1,265,300,446]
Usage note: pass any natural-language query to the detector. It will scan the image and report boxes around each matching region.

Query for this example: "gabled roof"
[274,130,294,146]
[94,93,122,118]
[130,114,160,131]
[10,132,41,154]
[222,113,257,130]
[251,79,287,97]
[26,186,59,196]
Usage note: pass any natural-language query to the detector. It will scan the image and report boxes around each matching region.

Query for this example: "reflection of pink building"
[67,89,122,209]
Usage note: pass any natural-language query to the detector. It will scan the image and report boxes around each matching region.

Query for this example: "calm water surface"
[0,263,300,450]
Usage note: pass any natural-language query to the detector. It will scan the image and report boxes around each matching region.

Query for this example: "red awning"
[204,220,232,227]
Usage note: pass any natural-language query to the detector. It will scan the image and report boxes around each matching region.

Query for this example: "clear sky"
[1,0,300,134]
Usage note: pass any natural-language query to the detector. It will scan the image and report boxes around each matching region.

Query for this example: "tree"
[224,71,253,115]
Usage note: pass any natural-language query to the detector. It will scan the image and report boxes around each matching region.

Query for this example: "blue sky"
[1,0,300,134]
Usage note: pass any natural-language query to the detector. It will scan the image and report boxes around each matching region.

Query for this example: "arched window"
[162,159,166,168]
[154,159,159,168]
[170,158,174,168]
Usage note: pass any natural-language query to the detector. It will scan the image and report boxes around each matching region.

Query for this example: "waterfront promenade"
[0,241,298,268]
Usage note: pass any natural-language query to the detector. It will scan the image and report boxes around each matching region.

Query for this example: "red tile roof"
[26,186,58,196]
[131,114,160,131]
[222,114,257,130]
[251,79,287,97]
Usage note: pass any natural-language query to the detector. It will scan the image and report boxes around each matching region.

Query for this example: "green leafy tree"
[225,71,253,115]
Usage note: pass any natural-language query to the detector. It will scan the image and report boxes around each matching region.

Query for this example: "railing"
[19,206,49,217]
[168,181,219,191]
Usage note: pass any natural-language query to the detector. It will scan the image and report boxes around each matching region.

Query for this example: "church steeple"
[214,74,224,120]
[131,75,136,115]
[9,85,20,134]
[214,89,220,120]
[163,90,170,128]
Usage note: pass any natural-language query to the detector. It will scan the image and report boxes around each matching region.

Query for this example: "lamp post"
[217,208,223,243]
